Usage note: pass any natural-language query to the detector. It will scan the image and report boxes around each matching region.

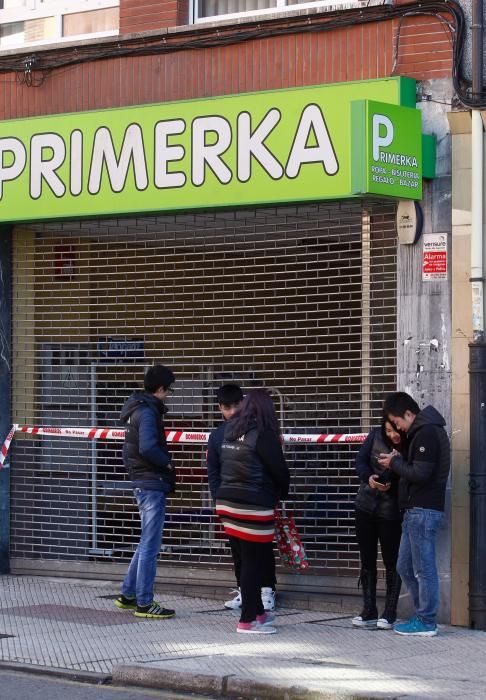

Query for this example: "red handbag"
[274,506,309,571]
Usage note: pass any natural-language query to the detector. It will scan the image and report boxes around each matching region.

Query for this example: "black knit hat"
[144,364,175,393]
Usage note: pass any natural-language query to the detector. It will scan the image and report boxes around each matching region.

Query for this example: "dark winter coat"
[354,427,401,521]
[390,405,450,512]
[216,421,290,508]
[206,421,225,501]
[120,391,175,491]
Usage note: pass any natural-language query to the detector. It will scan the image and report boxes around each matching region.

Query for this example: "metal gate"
[10,200,397,582]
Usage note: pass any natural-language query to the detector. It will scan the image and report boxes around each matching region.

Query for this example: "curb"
[0,660,111,685]
[112,663,395,700]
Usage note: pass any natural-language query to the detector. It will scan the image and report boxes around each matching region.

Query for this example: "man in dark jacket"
[115,364,176,619]
[379,391,450,637]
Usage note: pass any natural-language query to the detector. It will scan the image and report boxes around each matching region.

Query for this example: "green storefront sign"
[0,77,432,223]
[352,100,423,198]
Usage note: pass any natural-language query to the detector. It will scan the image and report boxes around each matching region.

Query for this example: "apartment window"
[194,0,376,22]
[63,7,118,37]
[0,0,119,50]
[197,0,277,20]
[0,2,30,8]
[0,20,22,46]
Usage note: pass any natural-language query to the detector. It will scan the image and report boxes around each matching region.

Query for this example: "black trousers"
[230,537,276,589]
[235,538,268,622]
[355,509,402,572]
[229,536,274,622]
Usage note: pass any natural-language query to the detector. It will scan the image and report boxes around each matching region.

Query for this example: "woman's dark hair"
[225,388,280,440]
[380,418,404,452]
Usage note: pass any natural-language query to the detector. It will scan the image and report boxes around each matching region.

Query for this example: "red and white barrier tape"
[0,424,367,469]
[0,424,16,468]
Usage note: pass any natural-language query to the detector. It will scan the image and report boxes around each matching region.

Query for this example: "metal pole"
[361,205,372,433]
[469,343,486,628]
[471,109,484,342]
[469,0,486,630]
[90,363,97,552]
[471,0,484,99]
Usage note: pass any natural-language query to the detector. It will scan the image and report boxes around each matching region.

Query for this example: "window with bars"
[10,200,397,584]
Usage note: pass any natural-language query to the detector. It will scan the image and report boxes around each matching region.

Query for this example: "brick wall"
[120,0,182,33]
[393,14,453,79]
[0,12,454,120]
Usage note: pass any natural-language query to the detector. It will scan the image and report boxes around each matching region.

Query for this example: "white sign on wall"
[422,233,447,281]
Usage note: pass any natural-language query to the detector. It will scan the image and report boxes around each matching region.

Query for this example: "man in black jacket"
[115,364,176,619]
[379,391,450,637]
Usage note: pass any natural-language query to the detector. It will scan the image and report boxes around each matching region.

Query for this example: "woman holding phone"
[352,419,404,630]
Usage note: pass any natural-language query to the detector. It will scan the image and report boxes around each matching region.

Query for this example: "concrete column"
[397,80,453,623]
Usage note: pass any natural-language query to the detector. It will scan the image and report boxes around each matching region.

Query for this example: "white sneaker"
[377,617,394,630]
[352,614,377,628]
[224,588,242,610]
[261,587,276,611]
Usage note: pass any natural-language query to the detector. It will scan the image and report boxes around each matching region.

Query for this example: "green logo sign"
[351,100,423,199]
[0,77,428,223]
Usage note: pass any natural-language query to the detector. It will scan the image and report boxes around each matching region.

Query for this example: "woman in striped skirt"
[215,389,290,634]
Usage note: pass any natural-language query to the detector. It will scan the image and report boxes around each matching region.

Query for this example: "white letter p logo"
[372,114,394,161]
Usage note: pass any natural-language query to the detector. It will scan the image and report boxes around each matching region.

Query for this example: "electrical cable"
[0,0,483,107]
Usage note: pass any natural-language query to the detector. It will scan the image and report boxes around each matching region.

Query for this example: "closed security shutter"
[11,200,396,579]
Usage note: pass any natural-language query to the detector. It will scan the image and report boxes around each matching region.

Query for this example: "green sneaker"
[134,602,175,619]
[114,595,137,610]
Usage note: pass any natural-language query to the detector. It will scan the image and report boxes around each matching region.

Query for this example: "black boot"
[352,569,378,628]
[377,568,402,629]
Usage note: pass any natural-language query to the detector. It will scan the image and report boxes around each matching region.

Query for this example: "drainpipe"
[469,0,486,630]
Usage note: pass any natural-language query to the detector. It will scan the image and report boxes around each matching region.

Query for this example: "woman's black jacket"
[216,422,290,508]
[354,427,400,521]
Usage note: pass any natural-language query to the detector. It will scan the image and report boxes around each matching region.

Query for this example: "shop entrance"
[10,200,397,589]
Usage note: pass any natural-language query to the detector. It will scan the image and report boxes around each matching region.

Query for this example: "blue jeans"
[397,507,444,625]
[121,488,167,607]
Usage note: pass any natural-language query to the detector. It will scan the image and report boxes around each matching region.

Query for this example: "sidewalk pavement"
[1,576,486,700]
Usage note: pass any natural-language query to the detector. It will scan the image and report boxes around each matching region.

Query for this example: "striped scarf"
[215,499,275,543]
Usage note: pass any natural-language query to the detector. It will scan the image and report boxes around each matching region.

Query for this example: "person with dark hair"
[206,384,278,612]
[115,364,177,619]
[352,419,404,630]
[378,391,450,637]
[215,389,290,634]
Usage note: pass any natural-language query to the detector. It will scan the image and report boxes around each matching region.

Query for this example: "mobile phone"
[375,470,391,485]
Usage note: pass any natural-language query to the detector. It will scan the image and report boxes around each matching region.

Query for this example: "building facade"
[0,0,483,626]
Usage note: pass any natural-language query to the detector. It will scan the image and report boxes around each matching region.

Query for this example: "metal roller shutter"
[10,200,397,582]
